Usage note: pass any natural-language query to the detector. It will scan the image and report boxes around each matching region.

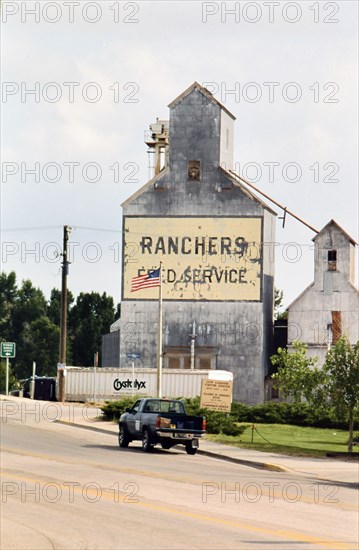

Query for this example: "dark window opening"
[168,357,180,369]
[198,357,211,370]
[183,356,192,370]
[327,250,337,271]
[188,160,201,181]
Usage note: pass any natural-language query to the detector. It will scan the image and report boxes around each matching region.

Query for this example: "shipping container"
[61,367,233,402]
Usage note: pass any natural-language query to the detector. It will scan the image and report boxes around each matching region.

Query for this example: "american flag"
[131,268,161,292]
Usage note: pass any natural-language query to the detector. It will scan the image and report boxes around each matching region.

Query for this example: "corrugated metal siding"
[63,368,222,402]
[102,331,120,367]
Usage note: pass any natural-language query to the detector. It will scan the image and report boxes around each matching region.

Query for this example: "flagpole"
[157,262,163,398]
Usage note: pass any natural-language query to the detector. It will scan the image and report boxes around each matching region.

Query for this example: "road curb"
[262,462,292,473]
[56,420,118,436]
[195,449,269,470]
[56,419,290,472]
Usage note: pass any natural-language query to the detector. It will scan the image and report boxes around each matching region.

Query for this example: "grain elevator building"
[120,82,276,403]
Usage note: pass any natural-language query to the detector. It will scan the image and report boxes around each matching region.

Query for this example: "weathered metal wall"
[101,331,120,368]
[120,84,276,404]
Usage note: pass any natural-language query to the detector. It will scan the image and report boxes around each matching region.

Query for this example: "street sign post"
[126,353,141,395]
[1,342,16,396]
[1,342,16,358]
[126,353,141,360]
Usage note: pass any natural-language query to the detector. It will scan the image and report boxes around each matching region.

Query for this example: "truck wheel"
[142,429,153,452]
[185,442,197,455]
[119,425,130,448]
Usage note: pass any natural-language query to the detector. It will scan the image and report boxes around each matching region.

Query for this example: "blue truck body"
[119,398,206,454]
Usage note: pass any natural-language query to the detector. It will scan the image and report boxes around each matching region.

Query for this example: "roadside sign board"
[200,379,233,412]
[126,353,141,359]
[1,342,16,358]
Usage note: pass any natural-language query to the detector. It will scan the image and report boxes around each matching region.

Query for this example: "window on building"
[198,357,211,369]
[331,311,342,344]
[188,160,200,181]
[168,357,181,369]
[327,250,337,271]
[183,356,192,370]
[165,348,216,370]
[327,323,333,346]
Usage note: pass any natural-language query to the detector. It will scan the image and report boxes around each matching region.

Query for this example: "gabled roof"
[312,219,357,246]
[168,81,236,121]
[286,282,315,310]
[121,167,169,207]
[221,168,277,216]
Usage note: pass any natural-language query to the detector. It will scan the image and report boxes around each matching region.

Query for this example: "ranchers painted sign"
[123,217,262,301]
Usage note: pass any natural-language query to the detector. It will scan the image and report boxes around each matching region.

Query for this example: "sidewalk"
[1,396,358,486]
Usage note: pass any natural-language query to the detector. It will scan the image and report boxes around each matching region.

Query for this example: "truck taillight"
[202,417,206,431]
[156,414,161,428]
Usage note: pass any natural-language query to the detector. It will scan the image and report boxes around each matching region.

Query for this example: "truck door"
[126,400,142,435]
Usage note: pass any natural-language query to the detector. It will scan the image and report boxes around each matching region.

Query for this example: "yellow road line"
[1,471,357,550]
[1,447,357,511]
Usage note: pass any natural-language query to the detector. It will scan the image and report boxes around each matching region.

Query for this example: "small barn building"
[287,219,359,364]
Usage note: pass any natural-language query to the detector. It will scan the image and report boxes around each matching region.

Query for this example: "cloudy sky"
[1,0,358,308]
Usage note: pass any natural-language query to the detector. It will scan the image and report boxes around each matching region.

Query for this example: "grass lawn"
[206,423,359,457]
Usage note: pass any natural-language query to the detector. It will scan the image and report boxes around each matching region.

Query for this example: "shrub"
[180,397,246,436]
[101,396,139,420]
[101,396,357,433]
[229,401,358,430]
[102,396,245,436]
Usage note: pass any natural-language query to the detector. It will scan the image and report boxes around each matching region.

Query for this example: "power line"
[1,226,62,232]
[2,225,121,233]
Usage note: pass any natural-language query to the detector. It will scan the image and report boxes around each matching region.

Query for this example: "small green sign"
[1,342,16,358]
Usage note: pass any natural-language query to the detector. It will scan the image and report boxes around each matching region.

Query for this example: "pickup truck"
[119,398,206,454]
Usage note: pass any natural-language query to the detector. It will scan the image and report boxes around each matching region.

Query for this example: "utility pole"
[190,320,196,370]
[59,225,71,401]
[156,263,163,398]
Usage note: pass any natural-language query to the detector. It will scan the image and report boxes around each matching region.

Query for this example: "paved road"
[1,399,358,549]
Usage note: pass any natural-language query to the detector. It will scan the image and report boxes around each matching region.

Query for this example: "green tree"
[322,336,359,452]
[1,272,121,377]
[115,302,121,320]
[21,316,60,377]
[271,340,323,403]
[0,271,17,341]
[272,338,359,452]
[274,288,288,320]
[12,279,48,337]
[47,287,74,326]
[1,277,59,379]
[0,360,19,393]
[69,291,116,366]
